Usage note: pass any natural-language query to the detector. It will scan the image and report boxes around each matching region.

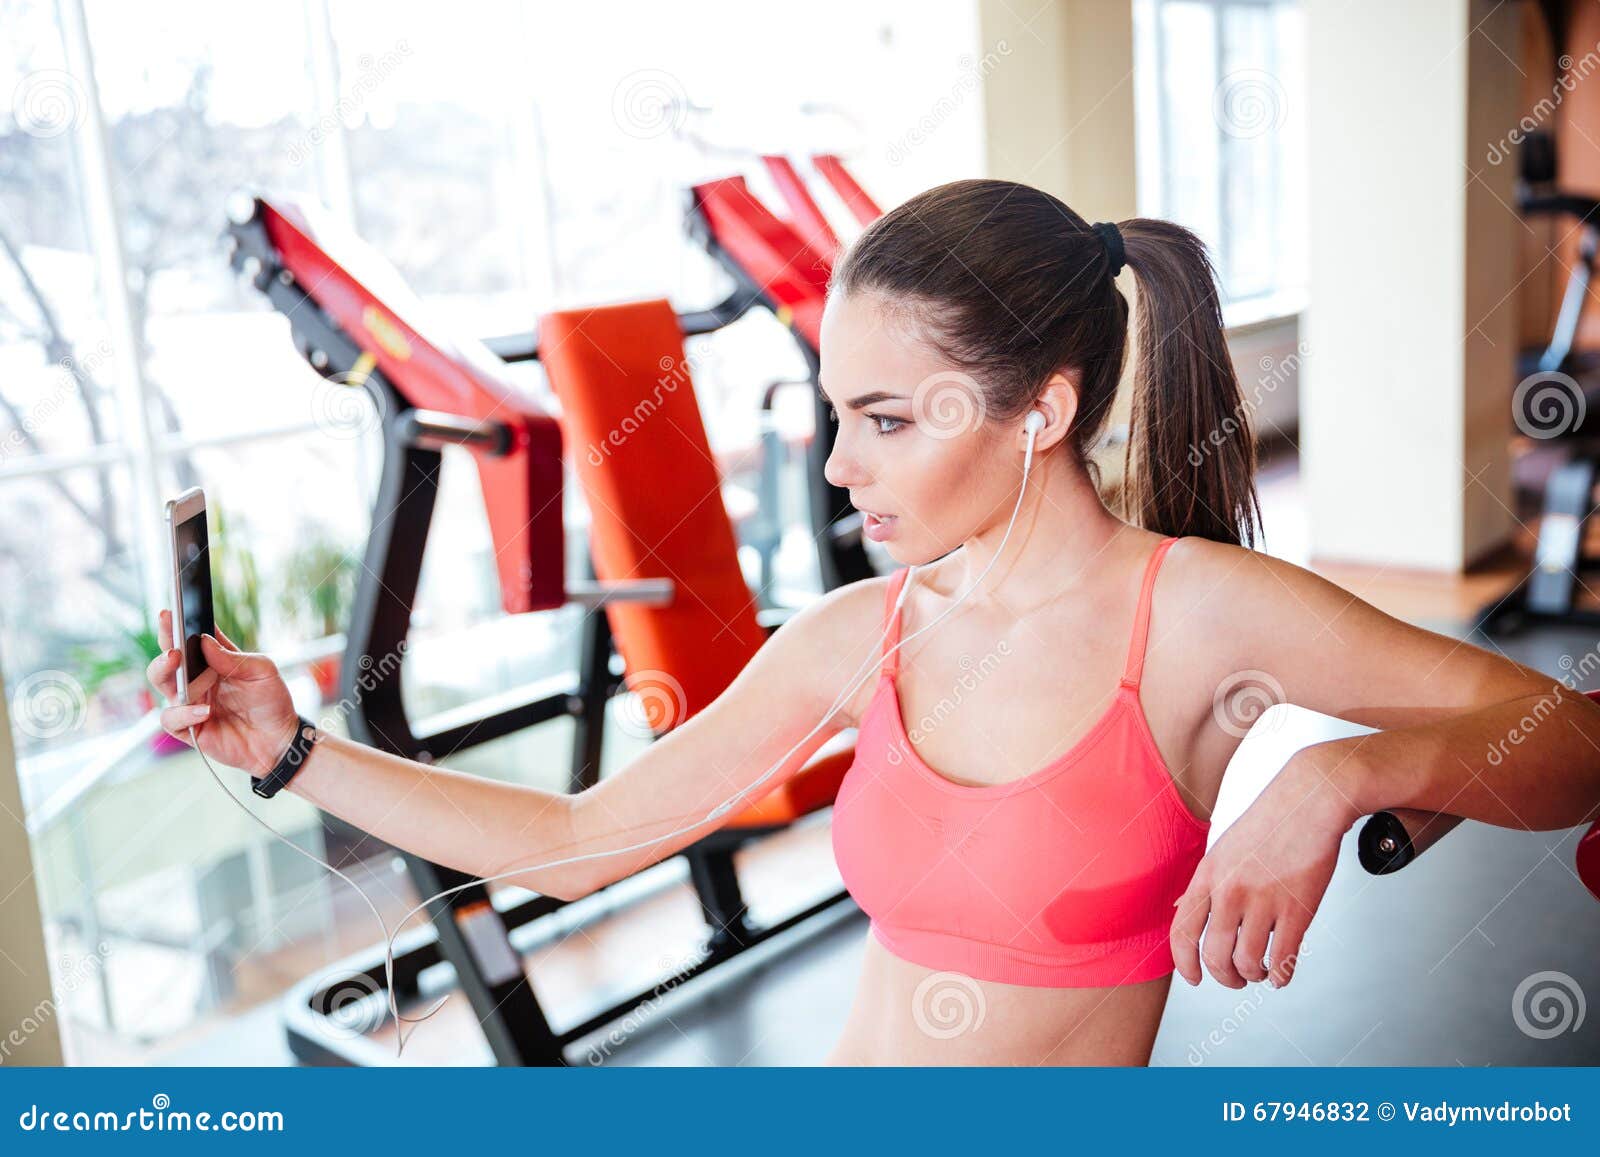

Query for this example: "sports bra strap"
[881,547,1172,688]
[880,567,915,678]
[1120,536,1180,691]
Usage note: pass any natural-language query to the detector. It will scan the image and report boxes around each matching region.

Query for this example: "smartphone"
[165,487,215,705]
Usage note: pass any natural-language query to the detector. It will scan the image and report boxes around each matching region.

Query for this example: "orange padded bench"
[539,298,853,829]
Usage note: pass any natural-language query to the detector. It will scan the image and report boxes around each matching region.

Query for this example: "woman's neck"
[945,450,1135,614]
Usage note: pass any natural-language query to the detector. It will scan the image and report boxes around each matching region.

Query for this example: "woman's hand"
[146,609,300,778]
[1170,743,1361,989]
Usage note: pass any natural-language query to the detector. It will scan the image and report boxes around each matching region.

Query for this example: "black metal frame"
[683,192,877,592]
[1478,454,1600,636]
[227,205,873,1065]
[1482,129,1600,637]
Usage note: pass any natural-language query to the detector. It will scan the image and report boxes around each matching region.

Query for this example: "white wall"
[977,0,1137,221]
[1302,0,1519,570]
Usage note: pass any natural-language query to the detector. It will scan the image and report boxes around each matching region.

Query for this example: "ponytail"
[1118,218,1263,548]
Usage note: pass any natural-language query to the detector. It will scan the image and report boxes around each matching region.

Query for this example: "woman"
[150,179,1600,1066]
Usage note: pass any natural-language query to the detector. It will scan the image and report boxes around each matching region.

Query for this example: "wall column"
[0,660,65,1066]
[1302,0,1520,570]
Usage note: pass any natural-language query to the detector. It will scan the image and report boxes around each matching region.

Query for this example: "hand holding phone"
[151,489,299,776]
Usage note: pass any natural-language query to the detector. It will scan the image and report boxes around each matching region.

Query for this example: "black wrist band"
[253,716,320,799]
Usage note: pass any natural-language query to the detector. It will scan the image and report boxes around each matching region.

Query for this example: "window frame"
[1136,0,1302,314]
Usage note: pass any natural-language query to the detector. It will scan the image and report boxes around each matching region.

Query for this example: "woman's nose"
[823,438,864,491]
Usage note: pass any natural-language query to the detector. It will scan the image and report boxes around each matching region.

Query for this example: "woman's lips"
[862,512,897,542]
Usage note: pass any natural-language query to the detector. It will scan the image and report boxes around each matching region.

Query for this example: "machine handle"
[400,409,512,455]
[482,287,764,363]
[1357,808,1466,874]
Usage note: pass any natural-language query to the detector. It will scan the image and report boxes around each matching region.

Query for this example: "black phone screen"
[174,512,215,682]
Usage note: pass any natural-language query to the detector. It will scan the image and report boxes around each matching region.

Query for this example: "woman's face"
[818,291,1011,565]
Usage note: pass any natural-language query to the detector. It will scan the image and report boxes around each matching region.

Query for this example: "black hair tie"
[1091,221,1125,278]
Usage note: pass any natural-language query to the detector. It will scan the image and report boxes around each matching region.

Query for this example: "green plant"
[65,509,263,697]
[211,505,261,652]
[70,618,161,698]
[278,532,357,639]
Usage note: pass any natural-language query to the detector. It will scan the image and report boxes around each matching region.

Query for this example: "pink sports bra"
[831,536,1211,987]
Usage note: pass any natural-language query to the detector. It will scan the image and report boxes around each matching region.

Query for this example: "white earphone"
[187,405,1055,1057]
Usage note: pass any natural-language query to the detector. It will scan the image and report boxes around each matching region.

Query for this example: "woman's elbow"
[483,796,601,902]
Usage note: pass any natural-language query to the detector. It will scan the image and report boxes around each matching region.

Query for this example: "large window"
[1134,0,1307,316]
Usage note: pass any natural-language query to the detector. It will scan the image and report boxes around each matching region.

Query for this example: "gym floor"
[154,446,1600,1066]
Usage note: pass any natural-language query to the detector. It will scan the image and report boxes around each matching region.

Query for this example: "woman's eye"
[824,404,903,436]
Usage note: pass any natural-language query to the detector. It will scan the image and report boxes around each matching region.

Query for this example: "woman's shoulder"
[764,570,902,730]
[1153,534,1363,675]
[1161,534,1332,608]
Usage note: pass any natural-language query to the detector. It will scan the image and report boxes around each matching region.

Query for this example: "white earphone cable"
[186,416,1047,1058]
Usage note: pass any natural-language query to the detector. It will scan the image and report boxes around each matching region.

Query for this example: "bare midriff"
[824,930,1174,1066]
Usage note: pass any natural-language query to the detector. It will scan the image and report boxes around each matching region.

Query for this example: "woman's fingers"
[158,609,174,651]
[146,647,181,700]
[1267,910,1310,988]
[1233,910,1274,983]
[186,666,219,700]
[160,702,210,739]
[1170,887,1211,985]
[211,625,243,653]
[199,633,257,679]
[1200,901,1248,989]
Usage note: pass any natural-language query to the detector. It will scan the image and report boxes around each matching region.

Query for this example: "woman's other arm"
[152,577,888,901]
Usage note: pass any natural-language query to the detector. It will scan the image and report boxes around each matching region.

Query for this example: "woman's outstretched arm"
[149,576,887,902]
[501,576,888,896]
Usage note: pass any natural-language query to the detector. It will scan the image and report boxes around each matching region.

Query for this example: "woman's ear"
[1017,371,1081,452]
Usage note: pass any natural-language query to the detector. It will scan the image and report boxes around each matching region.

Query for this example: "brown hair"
[829,178,1263,548]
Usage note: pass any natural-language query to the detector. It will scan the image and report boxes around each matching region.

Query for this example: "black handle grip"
[1358,809,1466,875]
[1358,811,1415,874]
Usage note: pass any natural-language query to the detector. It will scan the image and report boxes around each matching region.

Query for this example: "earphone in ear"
[1024,409,1047,441]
